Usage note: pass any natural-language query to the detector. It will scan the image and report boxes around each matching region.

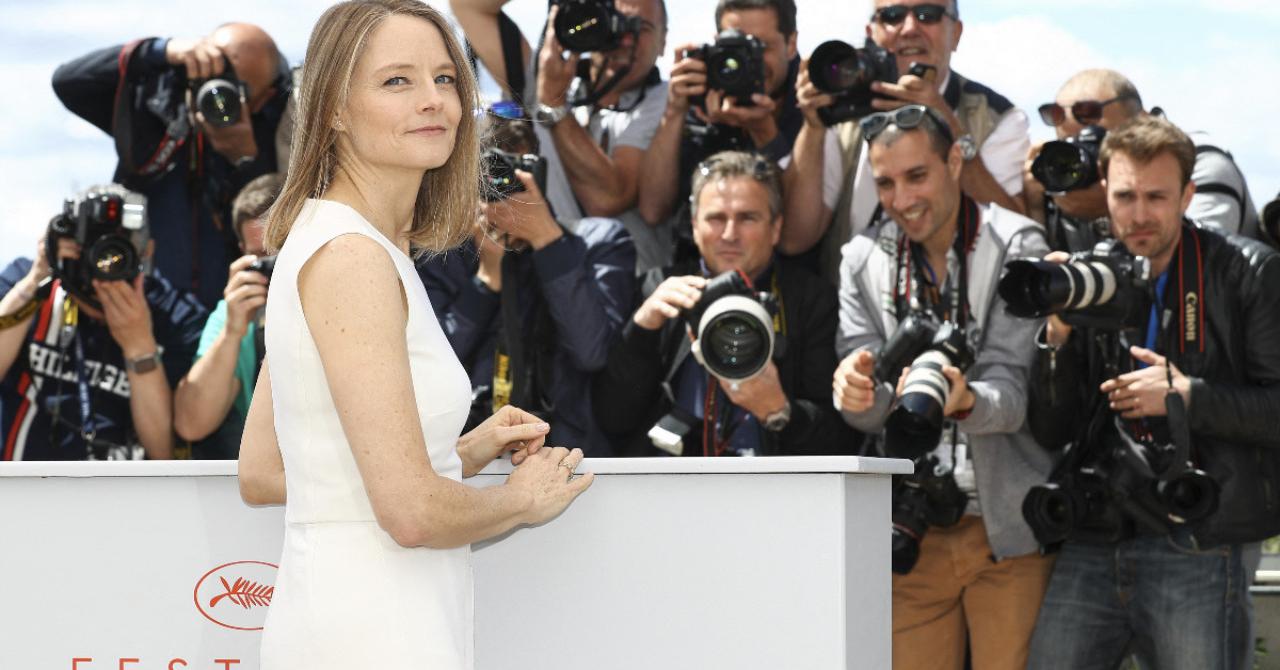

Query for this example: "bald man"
[52,24,293,308]
[1023,68,1263,250]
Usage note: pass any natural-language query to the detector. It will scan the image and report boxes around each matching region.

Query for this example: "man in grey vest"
[832,105,1051,670]
[780,0,1031,283]
[1024,68,1264,250]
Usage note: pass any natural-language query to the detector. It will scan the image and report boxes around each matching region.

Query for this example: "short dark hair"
[715,0,796,36]
[1100,116,1196,187]
[482,115,539,155]
[232,172,285,240]
[866,111,954,161]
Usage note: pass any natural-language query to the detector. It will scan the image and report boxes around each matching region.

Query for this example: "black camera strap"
[893,196,979,329]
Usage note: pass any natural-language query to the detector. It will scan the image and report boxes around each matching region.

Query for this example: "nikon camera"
[683,29,766,106]
[45,184,150,310]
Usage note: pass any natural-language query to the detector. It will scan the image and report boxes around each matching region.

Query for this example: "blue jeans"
[1027,533,1250,670]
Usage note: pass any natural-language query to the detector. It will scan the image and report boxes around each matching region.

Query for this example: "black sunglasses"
[1038,95,1137,127]
[872,3,955,26]
[859,104,954,144]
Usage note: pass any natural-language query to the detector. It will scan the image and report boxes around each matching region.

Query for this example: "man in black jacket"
[1024,116,1280,670]
[52,23,291,308]
[594,150,859,456]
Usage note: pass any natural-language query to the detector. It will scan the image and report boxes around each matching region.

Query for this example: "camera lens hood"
[691,295,774,384]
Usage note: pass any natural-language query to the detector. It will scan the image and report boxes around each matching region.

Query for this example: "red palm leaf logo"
[209,576,274,609]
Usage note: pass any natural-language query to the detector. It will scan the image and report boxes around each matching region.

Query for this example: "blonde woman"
[237,1,593,667]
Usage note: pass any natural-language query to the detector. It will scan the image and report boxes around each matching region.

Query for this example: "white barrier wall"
[0,456,909,670]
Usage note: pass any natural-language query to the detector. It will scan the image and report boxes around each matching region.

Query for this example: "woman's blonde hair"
[266,0,481,254]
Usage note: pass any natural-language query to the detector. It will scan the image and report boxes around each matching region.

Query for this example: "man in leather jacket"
[1025,116,1280,670]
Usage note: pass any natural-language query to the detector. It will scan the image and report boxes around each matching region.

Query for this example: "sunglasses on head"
[1038,95,1137,127]
[476,100,527,120]
[859,104,954,144]
[872,3,955,26]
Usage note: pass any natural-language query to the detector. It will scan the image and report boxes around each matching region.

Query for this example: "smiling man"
[781,0,1031,284]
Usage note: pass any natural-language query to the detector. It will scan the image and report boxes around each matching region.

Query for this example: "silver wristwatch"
[762,400,792,432]
[534,102,571,126]
[956,134,978,161]
[125,349,163,375]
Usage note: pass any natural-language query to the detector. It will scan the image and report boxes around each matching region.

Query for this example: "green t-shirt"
[195,300,259,422]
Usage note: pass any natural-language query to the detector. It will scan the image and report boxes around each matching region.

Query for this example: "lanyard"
[893,197,978,326]
[1141,271,1171,368]
[60,299,98,450]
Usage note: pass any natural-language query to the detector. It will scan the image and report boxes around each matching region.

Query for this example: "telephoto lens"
[883,322,975,459]
[1030,125,1106,193]
[688,271,776,384]
[999,247,1150,322]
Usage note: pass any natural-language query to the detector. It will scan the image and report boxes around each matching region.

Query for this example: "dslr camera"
[891,454,968,574]
[874,316,976,460]
[552,0,642,53]
[45,184,149,310]
[687,270,778,384]
[190,56,247,128]
[482,148,549,203]
[999,240,1151,330]
[807,39,912,126]
[683,29,766,106]
[1031,125,1107,194]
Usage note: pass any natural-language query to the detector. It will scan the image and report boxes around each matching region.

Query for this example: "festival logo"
[193,561,278,631]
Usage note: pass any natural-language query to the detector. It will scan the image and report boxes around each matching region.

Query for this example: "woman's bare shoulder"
[299,233,407,332]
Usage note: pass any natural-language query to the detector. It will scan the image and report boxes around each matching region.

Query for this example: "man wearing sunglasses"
[51,23,293,310]
[833,105,1052,670]
[780,0,1031,284]
[452,0,673,272]
[1025,68,1263,250]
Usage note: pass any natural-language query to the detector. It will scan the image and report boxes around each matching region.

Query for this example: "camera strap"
[1172,224,1206,357]
[893,197,979,329]
[56,299,98,455]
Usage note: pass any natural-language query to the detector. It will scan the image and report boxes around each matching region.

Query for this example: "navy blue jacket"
[417,218,636,456]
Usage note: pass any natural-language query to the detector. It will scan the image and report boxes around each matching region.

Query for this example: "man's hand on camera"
[795,58,835,129]
[165,36,226,80]
[1040,251,1075,346]
[536,6,580,109]
[666,43,707,116]
[94,277,156,360]
[833,349,877,413]
[1100,346,1192,419]
[703,90,779,148]
[196,106,258,167]
[871,75,963,137]
[633,276,707,330]
[223,254,269,337]
[484,171,562,251]
[718,361,787,421]
[891,363,975,417]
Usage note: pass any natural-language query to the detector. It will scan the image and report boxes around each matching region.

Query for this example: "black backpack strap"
[497,11,527,106]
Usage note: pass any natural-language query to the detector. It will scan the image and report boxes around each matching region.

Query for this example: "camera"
[884,322,975,460]
[552,0,642,53]
[891,454,968,574]
[999,241,1151,330]
[191,57,246,128]
[45,184,149,309]
[1023,419,1220,546]
[482,148,549,203]
[683,29,766,106]
[687,270,777,384]
[248,255,277,279]
[806,39,900,127]
[1031,125,1107,193]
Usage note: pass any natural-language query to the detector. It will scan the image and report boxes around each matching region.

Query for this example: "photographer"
[51,23,292,308]
[417,116,635,457]
[450,0,670,271]
[1025,68,1264,248]
[0,187,207,461]
[594,150,858,457]
[173,173,284,459]
[832,106,1050,669]
[782,0,1031,283]
[1023,117,1280,669]
[637,0,803,244]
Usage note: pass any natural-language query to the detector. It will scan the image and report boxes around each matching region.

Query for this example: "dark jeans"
[1027,533,1250,670]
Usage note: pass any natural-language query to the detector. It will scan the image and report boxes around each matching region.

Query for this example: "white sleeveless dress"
[259,199,474,669]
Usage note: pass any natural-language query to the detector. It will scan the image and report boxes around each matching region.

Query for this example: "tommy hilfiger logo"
[193,561,277,631]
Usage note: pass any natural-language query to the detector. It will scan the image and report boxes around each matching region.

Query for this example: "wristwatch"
[956,134,978,161]
[125,349,163,375]
[762,400,792,432]
[533,102,571,126]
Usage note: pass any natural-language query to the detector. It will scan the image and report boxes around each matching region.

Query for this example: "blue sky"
[2,0,1278,263]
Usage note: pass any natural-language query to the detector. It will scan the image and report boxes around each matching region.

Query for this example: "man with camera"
[637,0,803,251]
[173,173,283,459]
[0,187,208,461]
[52,23,292,308]
[594,150,857,457]
[451,0,670,271]
[1021,117,1280,670]
[832,105,1051,669]
[782,0,1031,283]
[417,117,635,457]
[1025,68,1264,250]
